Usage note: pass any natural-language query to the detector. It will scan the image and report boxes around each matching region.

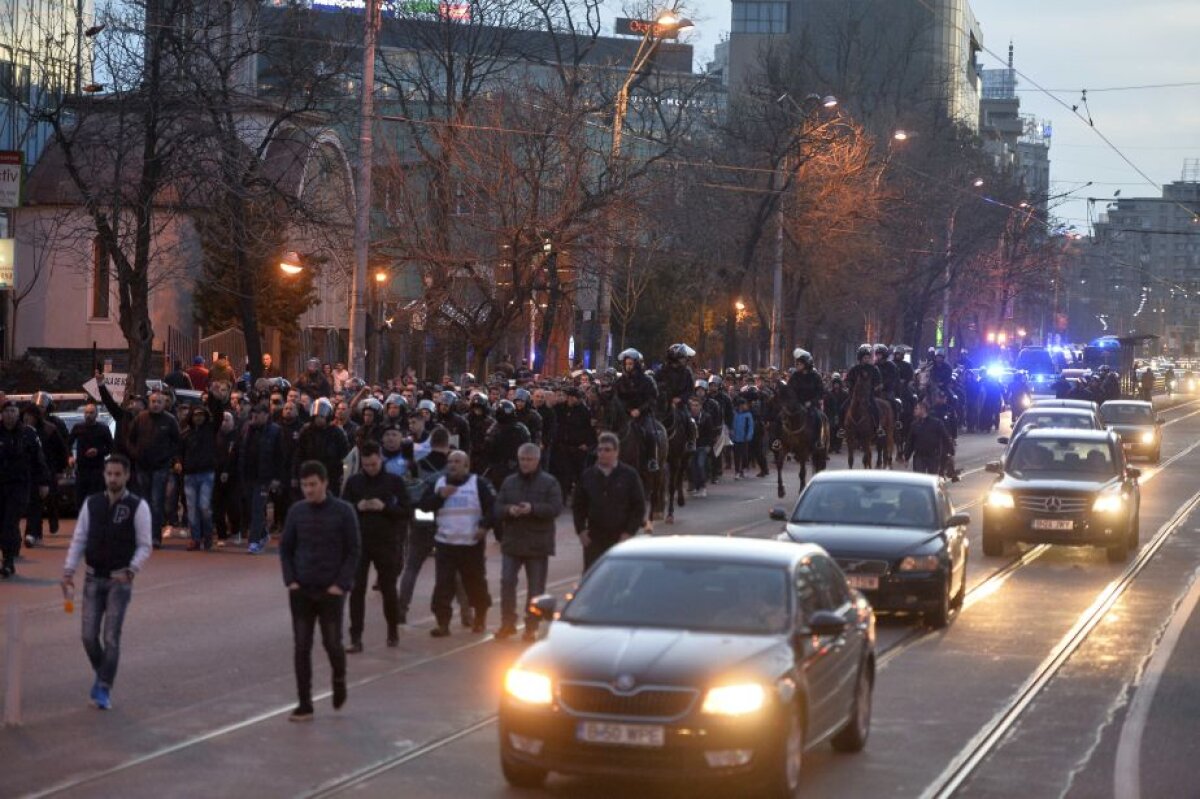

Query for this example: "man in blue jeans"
[61,455,153,710]
[239,403,283,554]
[128,390,180,548]
[494,443,562,641]
[687,397,719,498]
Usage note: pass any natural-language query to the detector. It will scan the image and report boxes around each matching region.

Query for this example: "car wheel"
[501,752,548,789]
[760,706,805,798]
[981,524,1004,557]
[831,662,873,752]
[927,576,952,629]
[1105,536,1129,563]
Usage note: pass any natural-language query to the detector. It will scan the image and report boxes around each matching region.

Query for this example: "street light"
[734,299,746,312]
[279,251,303,276]
[973,177,985,188]
[597,6,696,367]
[375,270,388,284]
[893,129,910,141]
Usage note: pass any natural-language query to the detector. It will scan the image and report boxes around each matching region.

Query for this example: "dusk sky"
[666,0,1200,232]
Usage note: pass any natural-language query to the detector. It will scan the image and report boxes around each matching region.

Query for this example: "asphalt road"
[2,397,1200,799]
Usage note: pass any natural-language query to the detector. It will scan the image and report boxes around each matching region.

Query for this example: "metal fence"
[200,327,247,372]
[164,326,198,372]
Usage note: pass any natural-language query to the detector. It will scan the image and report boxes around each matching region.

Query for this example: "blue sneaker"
[92,684,112,710]
[247,541,264,555]
[88,680,101,707]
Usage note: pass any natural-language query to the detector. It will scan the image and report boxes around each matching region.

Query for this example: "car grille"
[558,682,698,720]
[836,559,890,576]
[1015,492,1091,514]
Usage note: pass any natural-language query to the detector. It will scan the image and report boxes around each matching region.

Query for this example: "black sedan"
[982,428,1141,562]
[499,537,875,797]
[771,472,969,628]
[1098,400,1162,463]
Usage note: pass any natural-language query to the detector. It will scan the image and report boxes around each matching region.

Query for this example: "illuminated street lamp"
[279,251,303,276]
[973,177,985,188]
[734,299,746,312]
[375,270,388,284]
[893,130,910,141]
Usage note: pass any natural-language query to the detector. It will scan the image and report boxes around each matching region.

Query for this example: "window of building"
[91,236,110,319]
[732,1,788,34]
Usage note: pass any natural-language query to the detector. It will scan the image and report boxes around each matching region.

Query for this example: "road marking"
[919,486,1200,799]
[1113,563,1200,799]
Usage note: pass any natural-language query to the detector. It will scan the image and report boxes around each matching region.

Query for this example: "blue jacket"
[732,410,755,444]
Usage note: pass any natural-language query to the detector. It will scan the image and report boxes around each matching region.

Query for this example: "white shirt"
[63,490,153,577]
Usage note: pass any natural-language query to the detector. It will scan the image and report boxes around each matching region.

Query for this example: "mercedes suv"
[981,429,1141,563]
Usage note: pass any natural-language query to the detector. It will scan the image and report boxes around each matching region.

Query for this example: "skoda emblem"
[1043,496,1062,512]
[615,674,636,692]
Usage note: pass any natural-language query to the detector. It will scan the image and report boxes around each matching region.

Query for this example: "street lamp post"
[348,0,382,380]
[596,8,693,368]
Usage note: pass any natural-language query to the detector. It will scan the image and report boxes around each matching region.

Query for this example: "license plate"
[577,721,665,748]
[845,575,879,591]
[1032,519,1074,531]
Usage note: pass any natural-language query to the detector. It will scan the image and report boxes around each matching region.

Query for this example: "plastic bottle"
[62,581,75,614]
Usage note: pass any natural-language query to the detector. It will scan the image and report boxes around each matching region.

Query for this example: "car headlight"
[1092,493,1125,513]
[504,668,553,705]
[1141,431,1156,444]
[988,489,1015,509]
[898,554,941,572]
[702,683,767,716]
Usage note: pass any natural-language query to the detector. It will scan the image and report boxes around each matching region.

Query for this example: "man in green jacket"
[494,443,563,641]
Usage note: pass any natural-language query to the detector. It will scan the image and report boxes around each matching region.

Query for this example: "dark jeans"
[500,554,549,630]
[553,446,587,500]
[583,534,620,572]
[81,575,133,688]
[165,470,184,527]
[213,476,241,539]
[289,590,346,709]
[25,480,59,539]
[689,446,710,491]
[271,484,293,533]
[0,482,29,561]
[398,525,467,617]
[350,534,401,641]
[183,472,215,544]
[431,541,491,628]
[733,442,750,473]
[136,467,171,543]
[76,469,104,512]
[243,481,271,544]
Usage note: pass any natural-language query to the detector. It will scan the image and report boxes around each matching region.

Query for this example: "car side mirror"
[769,505,788,522]
[947,512,970,528]
[1126,467,1142,480]
[529,594,557,620]
[806,610,848,637]
[985,461,1003,474]
[996,437,1009,445]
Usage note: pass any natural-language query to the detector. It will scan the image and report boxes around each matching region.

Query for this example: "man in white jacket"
[417,450,496,637]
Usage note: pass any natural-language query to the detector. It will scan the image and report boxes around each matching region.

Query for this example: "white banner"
[0,151,21,208]
[83,372,130,404]
[0,238,12,289]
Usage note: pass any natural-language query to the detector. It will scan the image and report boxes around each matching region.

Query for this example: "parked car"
[499,536,876,797]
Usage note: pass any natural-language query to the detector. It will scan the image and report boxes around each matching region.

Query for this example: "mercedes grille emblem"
[1043,496,1062,512]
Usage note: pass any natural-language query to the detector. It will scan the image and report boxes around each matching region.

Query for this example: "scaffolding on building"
[1183,158,1200,183]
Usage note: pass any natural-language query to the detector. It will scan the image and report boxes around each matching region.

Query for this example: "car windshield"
[1100,405,1155,425]
[1007,438,1116,478]
[791,482,937,527]
[1014,413,1095,434]
[562,558,791,635]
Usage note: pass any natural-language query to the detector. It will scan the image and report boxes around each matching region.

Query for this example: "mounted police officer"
[613,349,660,473]
[845,344,883,435]
[656,344,695,429]
[875,345,898,400]
[893,345,916,387]
[785,349,827,454]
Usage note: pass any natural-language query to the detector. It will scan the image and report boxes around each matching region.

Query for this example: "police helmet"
[709,374,724,387]
[313,398,335,420]
[385,393,407,409]
[874,344,890,357]
[934,347,947,358]
[514,388,532,404]
[495,399,517,422]
[416,399,437,415]
[694,379,709,390]
[667,343,696,361]
[360,397,384,414]
[831,373,843,384]
[856,344,873,360]
[438,390,458,407]
[31,391,52,411]
[469,393,490,411]
[618,348,643,365]
[793,348,813,367]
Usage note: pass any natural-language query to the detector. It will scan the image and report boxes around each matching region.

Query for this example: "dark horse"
[659,405,695,524]
[597,392,668,528]
[768,388,828,498]
[842,377,895,470]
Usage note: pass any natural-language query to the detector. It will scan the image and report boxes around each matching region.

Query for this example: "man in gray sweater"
[280,460,360,721]
[494,443,563,641]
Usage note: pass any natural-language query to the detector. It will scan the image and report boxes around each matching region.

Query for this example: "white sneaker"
[697,489,708,498]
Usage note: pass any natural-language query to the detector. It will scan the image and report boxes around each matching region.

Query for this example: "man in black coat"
[69,402,115,511]
[127,390,182,547]
[239,403,284,554]
[22,404,69,545]
[903,401,954,475]
[342,440,410,651]
[0,401,49,576]
[613,349,660,473]
[294,399,351,492]
[280,460,360,721]
[572,432,645,571]
[553,388,595,499]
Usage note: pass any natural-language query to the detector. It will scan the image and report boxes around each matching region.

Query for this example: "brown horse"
[842,377,895,470]
[769,389,828,498]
